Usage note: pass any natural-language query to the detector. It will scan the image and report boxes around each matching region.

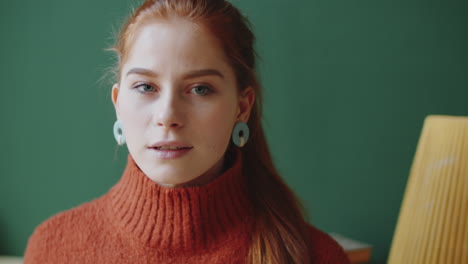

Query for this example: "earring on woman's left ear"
[232,121,249,147]
[113,120,126,146]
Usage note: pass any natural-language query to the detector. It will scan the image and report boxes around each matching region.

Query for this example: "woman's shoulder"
[306,223,350,264]
[24,197,108,263]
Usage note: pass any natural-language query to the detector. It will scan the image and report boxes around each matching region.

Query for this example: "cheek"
[118,97,151,136]
[196,99,238,143]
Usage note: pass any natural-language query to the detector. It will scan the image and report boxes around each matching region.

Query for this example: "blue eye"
[191,85,211,95]
[134,83,156,93]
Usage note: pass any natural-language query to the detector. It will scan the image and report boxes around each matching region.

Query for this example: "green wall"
[1,0,467,263]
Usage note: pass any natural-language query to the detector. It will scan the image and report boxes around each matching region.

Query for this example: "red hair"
[110,0,311,263]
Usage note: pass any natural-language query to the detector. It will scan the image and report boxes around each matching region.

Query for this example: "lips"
[148,141,193,159]
[152,146,192,150]
[149,140,192,148]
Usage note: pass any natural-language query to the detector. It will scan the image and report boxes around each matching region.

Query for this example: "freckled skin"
[111,18,254,187]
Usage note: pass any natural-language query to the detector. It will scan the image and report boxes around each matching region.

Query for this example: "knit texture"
[24,152,350,263]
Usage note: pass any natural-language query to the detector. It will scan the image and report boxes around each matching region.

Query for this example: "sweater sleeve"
[23,200,100,264]
[23,214,64,264]
[307,224,350,264]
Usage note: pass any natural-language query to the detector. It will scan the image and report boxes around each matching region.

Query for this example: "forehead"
[122,18,232,76]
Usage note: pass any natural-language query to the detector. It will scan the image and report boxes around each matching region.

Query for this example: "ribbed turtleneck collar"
[105,150,253,253]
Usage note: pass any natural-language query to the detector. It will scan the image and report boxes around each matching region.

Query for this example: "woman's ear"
[237,86,255,122]
[111,83,120,119]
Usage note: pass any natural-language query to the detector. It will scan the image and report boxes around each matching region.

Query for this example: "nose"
[154,92,184,129]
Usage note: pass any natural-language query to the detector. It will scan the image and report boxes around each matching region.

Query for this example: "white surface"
[0,256,23,264]
[330,233,372,251]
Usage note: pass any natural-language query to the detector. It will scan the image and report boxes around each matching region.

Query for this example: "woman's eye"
[191,85,211,96]
[134,83,156,93]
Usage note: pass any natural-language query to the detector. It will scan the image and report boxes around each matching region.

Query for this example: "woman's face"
[112,18,254,187]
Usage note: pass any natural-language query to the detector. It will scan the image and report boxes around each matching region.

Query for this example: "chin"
[143,167,196,187]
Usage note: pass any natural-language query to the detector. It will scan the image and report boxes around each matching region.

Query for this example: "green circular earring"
[232,121,249,147]
[113,120,126,146]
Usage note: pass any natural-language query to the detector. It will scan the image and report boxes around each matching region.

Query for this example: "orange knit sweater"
[24,152,349,263]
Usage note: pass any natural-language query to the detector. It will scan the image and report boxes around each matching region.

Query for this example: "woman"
[24,0,349,263]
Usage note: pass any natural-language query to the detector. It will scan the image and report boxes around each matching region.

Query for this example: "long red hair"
[110,0,311,263]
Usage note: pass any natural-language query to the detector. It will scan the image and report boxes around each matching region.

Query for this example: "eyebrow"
[126,67,224,79]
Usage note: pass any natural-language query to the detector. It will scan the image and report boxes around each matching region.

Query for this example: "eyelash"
[132,82,214,96]
[190,84,213,96]
[133,83,156,94]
